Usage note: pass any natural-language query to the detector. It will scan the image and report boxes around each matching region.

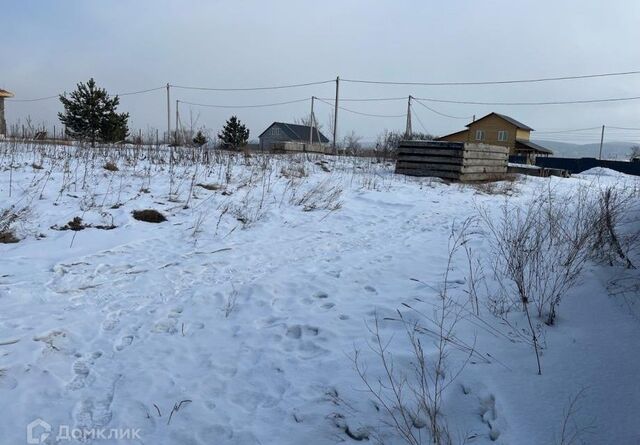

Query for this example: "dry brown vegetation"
[132,209,167,223]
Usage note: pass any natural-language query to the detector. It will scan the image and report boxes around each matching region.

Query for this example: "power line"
[178,98,310,108]
[7,95,59,103]
[607,125,640,131]
[321,93,640,106]
[410,106,430,134]
[534,126,603,134]
[171,79,334,92]
[412,97,473,119]
[117,86,166,96]
[316,97,405,118]
[413,95,640,106]
[342,69,640,86]
[7,85,166,102]
[318,96,406,102]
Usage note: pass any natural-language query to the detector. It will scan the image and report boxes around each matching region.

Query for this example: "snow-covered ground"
[1,144,639,444]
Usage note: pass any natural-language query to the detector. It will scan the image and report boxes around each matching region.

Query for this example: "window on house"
[475,130,485,141]
[497,130,508,141]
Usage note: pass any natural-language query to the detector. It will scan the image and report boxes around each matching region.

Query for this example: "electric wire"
[171,79,334,92]
[178,98,310,108]
[342,69,640,86]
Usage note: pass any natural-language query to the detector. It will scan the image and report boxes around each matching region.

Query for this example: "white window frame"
[497,130,508,142]
[475,130,485,141]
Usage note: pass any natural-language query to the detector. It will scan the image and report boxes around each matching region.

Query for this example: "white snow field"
[1,143,639,444]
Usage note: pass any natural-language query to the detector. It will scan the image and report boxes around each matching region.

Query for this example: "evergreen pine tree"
[58,78,129,146]
[193,130,207,147]
[218,116,249,150]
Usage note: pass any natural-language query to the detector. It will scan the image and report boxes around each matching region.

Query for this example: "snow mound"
[578,167,632,177]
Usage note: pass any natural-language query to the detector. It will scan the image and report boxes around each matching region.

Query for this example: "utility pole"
[332,76,339,154]
[309,96,315,146]
[175,99,180,146]
[405,95,413,139]
[166,83,171,145]
[598,124,605,160]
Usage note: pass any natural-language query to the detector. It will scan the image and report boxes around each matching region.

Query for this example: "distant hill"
[533,140,638,160]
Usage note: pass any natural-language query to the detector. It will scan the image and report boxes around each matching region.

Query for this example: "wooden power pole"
[309,96,315,146]
[175,99,179,146]
[332,76,339,154]
[405,95,413,139]
[166,83,171,145]
[598,125,605,160]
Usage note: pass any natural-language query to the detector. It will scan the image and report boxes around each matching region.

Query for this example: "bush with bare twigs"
[353,221,479,445]
[0,206,30,243]
[590,185,639,269]
[479,188,596,374]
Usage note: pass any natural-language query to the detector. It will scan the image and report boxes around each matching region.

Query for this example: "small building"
[0,89,14,137]
[258,122,329,151]
[437,112,553,160]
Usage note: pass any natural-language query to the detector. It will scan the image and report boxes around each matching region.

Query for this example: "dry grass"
[0,207,29,243]
[132,209,167,223]
[0,229,19,243]
[104,161,119,172]
[196,183,222,191]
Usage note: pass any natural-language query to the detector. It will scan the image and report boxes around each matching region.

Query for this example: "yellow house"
[438,112,552,157]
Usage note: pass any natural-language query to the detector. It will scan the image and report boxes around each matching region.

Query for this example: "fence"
[509,156,640,177]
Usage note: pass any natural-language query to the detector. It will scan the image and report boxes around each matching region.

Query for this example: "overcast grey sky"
[3,0,640,144]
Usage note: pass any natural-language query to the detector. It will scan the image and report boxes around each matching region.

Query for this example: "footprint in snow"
[152,318,178,334]
[479,393,500,441]
[285,325,320,339]
[0,371,18,390]
[73,375,120,435]
[114,335,133,351]
[101,315,120,331]
[67,359,91,390]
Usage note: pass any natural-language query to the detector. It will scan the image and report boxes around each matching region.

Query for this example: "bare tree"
[294,114,324,132]
[342,131,362,155]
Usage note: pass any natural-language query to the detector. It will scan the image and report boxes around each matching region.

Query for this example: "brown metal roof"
[516,138,553,154]
[466,112,534,131]
[0,89,14,98]
[436,129,468,140]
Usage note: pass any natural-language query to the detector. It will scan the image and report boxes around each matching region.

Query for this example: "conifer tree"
[58,78,129,146]
[193,130,207,147]
[218,116,249,150]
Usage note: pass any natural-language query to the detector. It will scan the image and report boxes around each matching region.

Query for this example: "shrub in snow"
[590,185,639,269]
[103,161,119,172]
[132,209,167,223]
[0,206,29,243]
[480,190,593,374]
[354,221,475,445]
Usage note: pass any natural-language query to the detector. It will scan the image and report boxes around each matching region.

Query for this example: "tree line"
[58,79,250,149]
[59,78,435,153]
